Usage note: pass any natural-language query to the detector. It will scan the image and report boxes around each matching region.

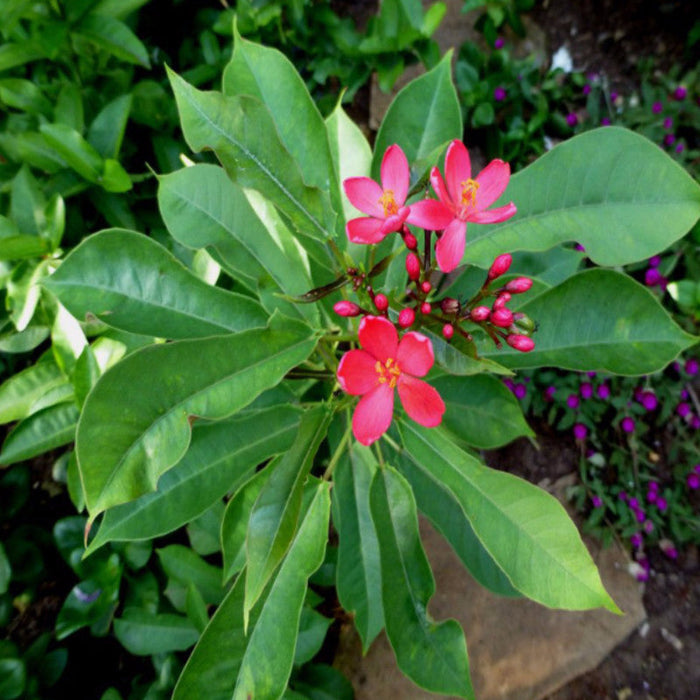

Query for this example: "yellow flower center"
[375,357,401,389]
[460,178,479,208]
[379,190,399,217]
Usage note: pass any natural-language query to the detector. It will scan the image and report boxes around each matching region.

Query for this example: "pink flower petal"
[397,332,434,377]
[435,218,467,273]
[470,202,517,224]
[337,349,378,395]
[343,177,385,218]
[430,167,454,210]
[352,383,395,445]
[380,145,410,205]
[346,217,385,244]
[397,375,445,428]
[406,199,453,231]
[445,140,471,204]
[358,315,398,361]
[474,159,511,210]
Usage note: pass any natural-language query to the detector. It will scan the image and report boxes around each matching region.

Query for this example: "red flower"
[430,140,517,272]
[337,316,445,445]
[343,144,452,245]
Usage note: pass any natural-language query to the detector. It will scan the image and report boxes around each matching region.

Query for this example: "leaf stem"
[323,417,352,481]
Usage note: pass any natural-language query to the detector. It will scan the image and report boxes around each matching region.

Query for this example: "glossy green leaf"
[187,500,226,556]
[113,609,199,655]
[400,422,620,613]
[157,545,225,605]
[223,29,341,221]
[157,164,317,323]
[0,78,52,116]
[481,269,698,373]
[464,127,700,268]
[44,229,267,339]
[370,465,473,698]
[244,406,332,624]
[167,68,335,267]
[433,374,533,449]
[88,406,300,554]
[0,658,26,699]
[74,13,150,67]
[174,483,330,700]
[39,124,103,183]
[0,403,78,466]
[55,83,85,132]
[293,607,331,667]
[292,664,354,700]
[0,43,44,73]
[426,328,512,377]
[0,131,68,173]
[11,166,45,236]
[88,94,132,159]
[76,315,317,516]
[92,0,150,20]
[100,159,132,193]
[372,51,462,180]
[333,442,384,652]
[0,359,66,424]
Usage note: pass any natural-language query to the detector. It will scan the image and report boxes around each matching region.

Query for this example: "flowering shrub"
[2,26,699,698]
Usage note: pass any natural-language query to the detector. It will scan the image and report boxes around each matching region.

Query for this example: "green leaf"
[244,406,332,624]
[0,403,78,466]
[0,43,44,73]
[399,422,620,613]
[464,128,700,268]
[11,166,45,236]
[433,374,534,449]
[73,13,150,67]
[166,68,335,268]
[293,607,331,666]
[44,229,268,339]
[481,269,698,373]
[87,94,132,159]
[173,483,330,700]
[55,83,85,132]
[333,442,384,651]
[76,315,317,517]
[157,164,318,324]
[0,78,52,116]
[0,543,11,595]
[89,406,300,554]
[0,658,26,699]
[292,664,354,700]
[113,609,199,655]
[39,123,104,183]
[0,359,66,424]
[157,545,225,605]
[100,159,132,193]
[372,51,462,180]
[187,500,226,556]
[370,466,473,698]
[425,328,513,376]
[92,0,150,20]
[223,29,342,224]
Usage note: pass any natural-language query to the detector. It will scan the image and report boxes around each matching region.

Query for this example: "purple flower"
[675,142,685,154]
[645,267,663,286]
[664,133,676,147]
[648,481,659,492]
[687,473,700,490]
[680,389,689,399]
[656,497,668,511]
[630,532,643,548]
[621,416,635,433]
[619,490,628,501]
[694,463,700,475]
[494,37,505,49]
[643,520,654,534]
[601,117,611,125]
[503,378,515,392]
[566,112,578,127]
[575,243,586,252]
[494,86,507,102]
[663,116,673,130]
[647,489,657,503]
[677,402,691,417]
[580,382,593,399]
[513,383,527,400]
[640,391,658,411]
[673,85,687,100]
[583,84,591,96]
[597,383,610,400]
[692,416,700,430]
[661,542,678,559]
[567,394,580,409]
[628,497,639,509]
[573,423,588,440]
[652,100,663,113]
[591,494,603,508]
[648,255,661,268]
[610,91,618,101]
[586,371,596,378]
[685,358,699,375]
[544,386,556,401]
[635,509,646,523]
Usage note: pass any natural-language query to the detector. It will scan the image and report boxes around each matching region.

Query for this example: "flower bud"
[470,305,491,322]
[440,297,460,315]
[420,302,432,315]
[373,293,389,312]
[442,324,454,340]
[406,252,421,280]
[333,301,361,317]
[512,312,536,334]
[398,308,415,328]
[402,230,418,250]
[493,292,511,310]
[421,281,432,294]
[506,334,535,352]
[505,277,533,294]
[490,308,514,328]
[488,253,512,280]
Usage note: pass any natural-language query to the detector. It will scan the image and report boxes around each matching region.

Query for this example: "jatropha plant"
[9,26,699,699]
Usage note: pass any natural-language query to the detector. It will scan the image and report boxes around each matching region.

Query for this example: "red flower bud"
[398,308,416,328]
[442,324,454,340]
[490,308,514,327]
[406,253,421,280]
[506,334,535,352]
[420,302,432,315]
[505,277,533,294]
[373,293,389,312]
[421,281,432,294]
[333,301,361,317]
[440,297,460,315]
[488,253,512,280]
[403,231,418,250]
[470,305,491,322]
[493,292,511,310]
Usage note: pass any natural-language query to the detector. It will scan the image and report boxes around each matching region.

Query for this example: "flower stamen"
[379,190,399,217]
[460,178,479,208]
[375,357,401,388]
